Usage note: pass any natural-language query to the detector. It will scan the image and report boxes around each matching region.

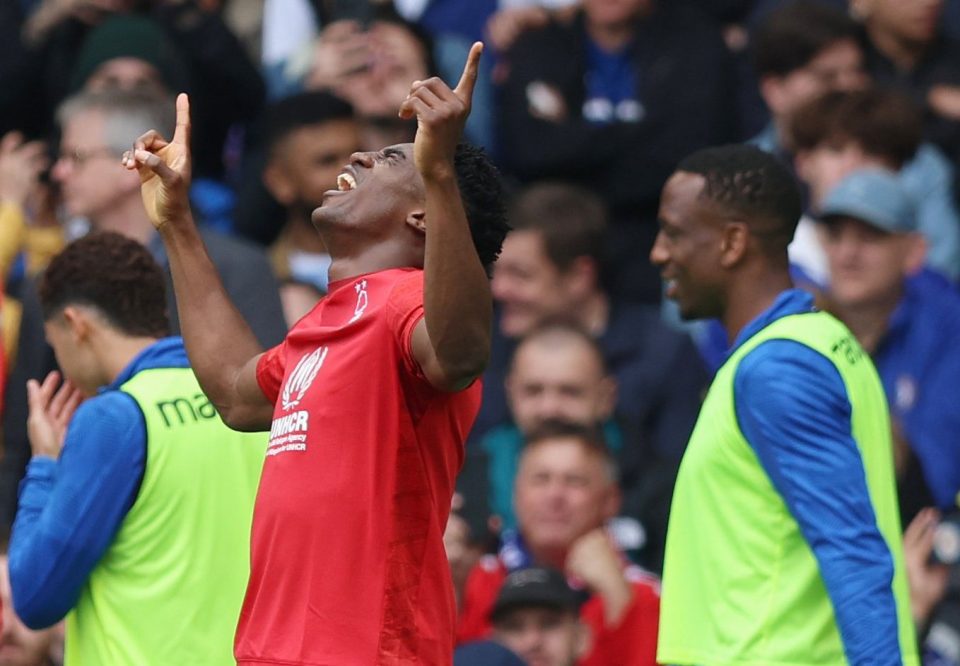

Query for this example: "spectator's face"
[493,607,587,666]
[335,22,430,119]
[584,0,650,27]
[85,58,169,96]
[515,437,618,555]
[651,172,727,321]
[311,143,424,241]
[795,142,890,210]
[0,556,59,666]
[266,119,363,213]
[857,0,943,45]
[492,231,588,338]
[821,217,922,307]
[507,336,616,435]
[52,110,137,221]
[762,39,866,119]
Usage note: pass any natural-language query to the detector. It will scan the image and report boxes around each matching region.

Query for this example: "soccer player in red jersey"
[123,44,509,665]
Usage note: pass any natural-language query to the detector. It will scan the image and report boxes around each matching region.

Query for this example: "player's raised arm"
[124,94,273,430]
[400,42,493,392]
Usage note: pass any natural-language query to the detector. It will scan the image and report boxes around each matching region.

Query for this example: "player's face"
[507,338,615,435]
[312,143,423,235]
[515,438,616,553]
[494,607,585,666]
[492,231,578,338]
[43,314,103,397]
[52,110,138,221]
[651,172,726,321]
[821,216,919,307]
[0,556,59,666]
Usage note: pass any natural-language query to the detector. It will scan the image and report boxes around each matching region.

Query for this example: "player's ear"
[405,210,426,234]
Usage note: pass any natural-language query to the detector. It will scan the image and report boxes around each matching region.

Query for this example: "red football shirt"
[236,268,481,665]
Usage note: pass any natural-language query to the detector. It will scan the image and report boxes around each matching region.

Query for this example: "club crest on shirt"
[281,346,328,411]
[348,279,368,324]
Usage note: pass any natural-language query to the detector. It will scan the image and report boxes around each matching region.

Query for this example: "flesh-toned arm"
[123,96,274,430]
[401,43,493,392]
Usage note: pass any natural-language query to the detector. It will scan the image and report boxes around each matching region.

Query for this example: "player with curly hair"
[125,44,509,665]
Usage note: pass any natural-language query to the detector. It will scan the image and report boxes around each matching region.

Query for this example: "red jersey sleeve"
[256,341,287,404]
[384,271,430,385]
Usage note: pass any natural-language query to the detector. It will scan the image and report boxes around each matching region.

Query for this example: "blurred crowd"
[1,0,960,664]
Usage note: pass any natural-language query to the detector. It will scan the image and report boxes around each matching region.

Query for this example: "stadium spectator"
[276,12,436,151]
[0,89,285,529]
[483,319,672,570]
[489,566,589,666]
[479,183,706,468]
[257,91,363,320]
[790,88,960,281]
[751,0,867,162]
[7,232,264,663]
[4,6,264,185]
[816,168,960,518]
[488,321,617,531]
[855,0,960,165]
[494,0,734,299]
[458,422,661,665]
[126,46,510,664]
[654,145,917,664]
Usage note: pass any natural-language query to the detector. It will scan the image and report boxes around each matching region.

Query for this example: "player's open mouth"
[337,172,357,191]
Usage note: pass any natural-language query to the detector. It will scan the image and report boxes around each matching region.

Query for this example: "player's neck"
[95,332,161,388]
[326,245,419,284]
[722,268,794,344]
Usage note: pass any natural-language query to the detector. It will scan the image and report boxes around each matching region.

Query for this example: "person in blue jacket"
[817,168,960,519]
[8,232,264,663]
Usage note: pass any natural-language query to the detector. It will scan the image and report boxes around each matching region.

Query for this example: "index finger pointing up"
[173,93,192,147]
[453,42,484,103]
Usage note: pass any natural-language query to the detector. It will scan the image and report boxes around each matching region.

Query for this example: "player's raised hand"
[398,41,482,179]
[122,93,192,230]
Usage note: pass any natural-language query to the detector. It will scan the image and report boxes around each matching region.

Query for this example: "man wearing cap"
[488,567,588,666]
[457,422,661,666]
[818,168,960,521]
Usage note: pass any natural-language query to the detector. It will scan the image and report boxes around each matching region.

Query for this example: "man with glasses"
[0,88,285,530]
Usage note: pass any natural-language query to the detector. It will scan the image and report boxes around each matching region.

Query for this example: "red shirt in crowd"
[457,554,661,666]
[236,268,481,665]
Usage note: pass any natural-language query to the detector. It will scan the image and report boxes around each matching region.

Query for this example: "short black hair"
[754,1,864,78]
[40,232,170,337]
[508,182,607,270]
[263,91,356,158]
[454,143,510,274]
[788,88,922,169]
[677,145,802,258]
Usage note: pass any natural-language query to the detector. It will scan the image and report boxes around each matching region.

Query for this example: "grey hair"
[56,89,177,155]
